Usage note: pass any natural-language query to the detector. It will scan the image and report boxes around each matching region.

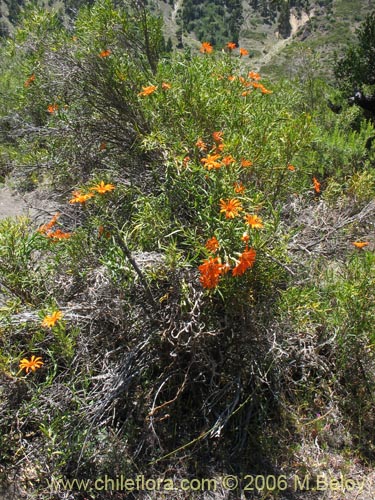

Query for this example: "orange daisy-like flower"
[215,143,225,153]
[239,76,251,87]
[69,191,95,204]
[198,256,225,289]
[287,164,295,171]
[239,48,249,57]
[138,85,157,97]
[232,247,256,276]
[260,86,273,94]
[47,103,58,114]
[37,212,61,234]
[19,355,44,374]
[234,182,246,194]
[90,181,115,194]
[241,159,253,168]
[196,138,207,151]
[248,71,261,80]
[352,241,369,249]
[222,155,235,166]
[41,310,63,328]
[201,154,222,170]
[226,42,237,50]
[24,74,36,88]
[99,49,111,58]
[183,156,190,166]
[227,75,236,82]
[313,177,321,194]
[162,82,171,90]
[205,236,219,253]
[47,229,72,240]
[244,214,264,229]
[98,225,111,239]
[219,198,243,219]
[200,42,213,54]
[212,131,224,144]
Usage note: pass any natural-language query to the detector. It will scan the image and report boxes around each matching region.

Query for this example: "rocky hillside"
[159,0,375,79]
[0,0,374,78]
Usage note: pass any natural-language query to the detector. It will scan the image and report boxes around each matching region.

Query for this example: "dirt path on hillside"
[0,185,60,222]
[172,0,183,24]
[257,10,313,69]
[0,186,28,219]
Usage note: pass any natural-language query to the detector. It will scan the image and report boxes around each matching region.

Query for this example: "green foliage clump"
[181,0,243,46]
[334,10,375,91]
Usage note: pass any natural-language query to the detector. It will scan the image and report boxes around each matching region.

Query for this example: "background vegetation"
[0,1,375,499]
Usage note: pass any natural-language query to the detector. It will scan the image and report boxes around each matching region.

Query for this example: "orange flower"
[47,229,72,240]
[41,310,63,328]
[241,90,251,97]
[226,42,237,50]
[196,138,207,151]
[241,159,253,168]
[244,214,264,229]
[183,156,190,166]
[47,103,58,114]
[162,82,171,90]
[239,76,251,87]
[232,247,256,276]
[248,71,261,80]
[239,48,249,57]
[234,182,246,194]
[37,212,61,234]
[98,225,111,239]
[313,177,321,194]
[222,155,235,166]
[260,86,273,94]
[352,241,369,249]
[99,49,111,58]
[201,153,222,170]
[200,42,213,54]
[138,85,157,96]
[215,143,225,152]
[251,82,272,94]
[24,74,36,87]
[69,191,95,204]
[205,236,219,253]
[198,257,225,289]
[90,181,115,194]
[227,75,236,82]
[219,198,243,219]
[19,355,43,374]
[212,131,224,144]
[287,164,295,171]
[99,142,107,151]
